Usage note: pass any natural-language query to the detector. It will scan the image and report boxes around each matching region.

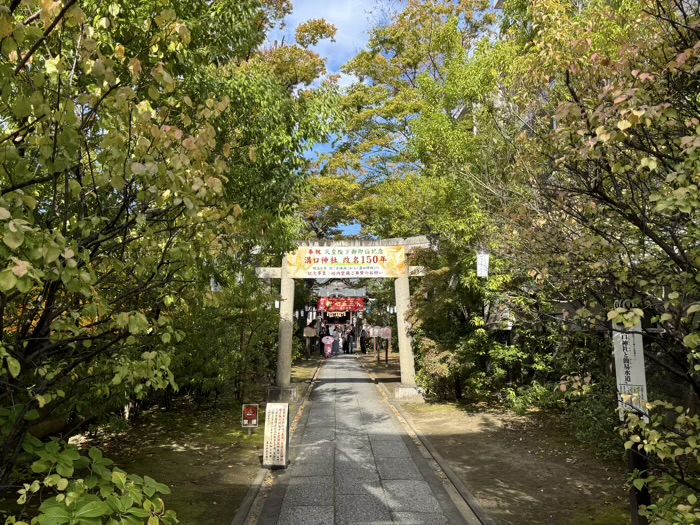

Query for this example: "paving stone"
[370,440,411,458]
[282,476,333,507]
[391,512,448,524]
[335,477,383,495]
[336,494,391,525]
[361,412,394,424]
[293,440,335,455]
[336,450,374,470]
[278,505,334,525]
[382,480,441,513]
[301,427,335,444]
[308,408,336,417]
[335,465,380,481]
[291,457,334,477]
[304,417,336,428]
[336,414,363,424]
[337,425,369,437]
[375,457,422,480]
[336,415,362,422]
[336,444,373,459]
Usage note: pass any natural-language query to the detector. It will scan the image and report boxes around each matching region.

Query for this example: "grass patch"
[569,502,630,525]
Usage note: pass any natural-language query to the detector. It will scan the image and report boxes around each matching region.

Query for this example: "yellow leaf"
[129,58,142,78]
[617,120,632,130]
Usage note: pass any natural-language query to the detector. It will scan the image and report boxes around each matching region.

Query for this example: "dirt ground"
[358,351,630,525]
[76,359,320,525]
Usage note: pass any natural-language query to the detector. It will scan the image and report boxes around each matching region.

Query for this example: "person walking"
[348,326,355,354]
[360,326,367,354]
[331,326,339,356]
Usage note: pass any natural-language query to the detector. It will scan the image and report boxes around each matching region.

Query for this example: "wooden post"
[628,446,650,525]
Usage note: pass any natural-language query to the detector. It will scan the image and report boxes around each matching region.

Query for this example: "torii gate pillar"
[395,268,416,386]
[276,256,295,389]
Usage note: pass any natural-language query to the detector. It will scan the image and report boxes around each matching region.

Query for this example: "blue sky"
[268,1,379,237]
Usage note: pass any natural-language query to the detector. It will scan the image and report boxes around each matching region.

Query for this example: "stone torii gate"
[257,236,431,401]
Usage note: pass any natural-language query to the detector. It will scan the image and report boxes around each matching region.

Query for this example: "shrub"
[503,381,563,415]
[6,440,176,525]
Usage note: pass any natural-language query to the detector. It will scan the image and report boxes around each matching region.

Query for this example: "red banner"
[318,298,365,312]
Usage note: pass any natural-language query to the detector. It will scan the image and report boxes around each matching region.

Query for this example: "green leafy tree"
[0,0,341,520]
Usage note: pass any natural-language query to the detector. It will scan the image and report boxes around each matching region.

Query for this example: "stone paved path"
[257,355,471,525]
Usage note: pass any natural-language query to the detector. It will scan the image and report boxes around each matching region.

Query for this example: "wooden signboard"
[262,403,289,469]
[287,246,406,279]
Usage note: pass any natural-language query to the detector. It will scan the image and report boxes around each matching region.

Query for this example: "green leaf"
[2,230,24,250]
[111,470,127,488]
[24,409,39,421]
[75,518,102,525]
[12,96,32,119]
[37,500,71,525]
[0,269,17,292]
[126,508,150,518]
[44,244,62,263]
[88,448,103,462]
[73,500,110,519]
[32,460,51,473]
[55,460,74,477]
[6,356,20,377]
[632,478,645,491]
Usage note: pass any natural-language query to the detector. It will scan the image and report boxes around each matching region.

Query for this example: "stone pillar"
[269,257,297,401]
[395,270,416,386]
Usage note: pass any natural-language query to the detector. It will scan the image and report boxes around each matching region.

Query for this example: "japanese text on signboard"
[262,403,288,468]
[318,298,365,312]
[286,246,406,279]
[612,322,648,421]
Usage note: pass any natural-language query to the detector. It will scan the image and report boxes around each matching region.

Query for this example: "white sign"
[262,403,289,468]
[210,277,222,292]
[612,322,648,421]
[477,251,489,278]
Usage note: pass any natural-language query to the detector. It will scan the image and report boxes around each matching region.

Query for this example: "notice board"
[262,403,289,468]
